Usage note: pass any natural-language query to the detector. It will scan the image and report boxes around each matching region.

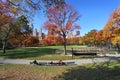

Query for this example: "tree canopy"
[43,3,80,54]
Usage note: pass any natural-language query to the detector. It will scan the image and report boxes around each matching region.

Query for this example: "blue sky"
[33,0,120,36]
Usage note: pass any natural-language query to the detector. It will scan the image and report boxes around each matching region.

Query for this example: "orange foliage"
[23,36,39,47]
[111,27,120,45]
[95,30,103,40]
[102,4,120,46]
[40,35,63,46]
[67,37,80,45]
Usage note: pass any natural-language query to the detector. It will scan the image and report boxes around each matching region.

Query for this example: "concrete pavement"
[0,56,120,65]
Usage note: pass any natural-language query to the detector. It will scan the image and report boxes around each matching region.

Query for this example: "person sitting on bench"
[49,61,53,65]
[32,60,38,65]
[58,60,66,65]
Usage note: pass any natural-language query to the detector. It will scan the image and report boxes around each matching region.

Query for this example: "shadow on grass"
[0,47,56,59]
[59,61,120,80]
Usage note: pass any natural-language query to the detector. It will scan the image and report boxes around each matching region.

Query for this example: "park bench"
[71,48,100,58]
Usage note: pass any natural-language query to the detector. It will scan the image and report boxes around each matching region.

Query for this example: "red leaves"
[23,36,39,47]
[41,35,63,46]
[44,3,80,37]
[0,0,16,26]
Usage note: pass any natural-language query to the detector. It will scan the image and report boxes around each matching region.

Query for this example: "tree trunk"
[63,43,67,55]
[106,39,111,49]
[63,35,67,55]
[2,40,7,54]
[116,43,120,50]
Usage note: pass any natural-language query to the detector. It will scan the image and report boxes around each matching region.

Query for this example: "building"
[38,28,43,40]
[68,31,73,38]
[32,27,44,40]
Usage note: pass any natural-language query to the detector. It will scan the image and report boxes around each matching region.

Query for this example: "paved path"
[0,56,120,65]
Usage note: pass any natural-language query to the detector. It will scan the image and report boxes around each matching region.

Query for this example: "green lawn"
[0,61,120,80]
[0,45,98,60]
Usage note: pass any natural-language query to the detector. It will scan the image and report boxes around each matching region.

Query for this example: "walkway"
[0,55,120,65]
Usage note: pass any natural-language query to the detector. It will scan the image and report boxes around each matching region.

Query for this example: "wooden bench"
[71,48,99,58]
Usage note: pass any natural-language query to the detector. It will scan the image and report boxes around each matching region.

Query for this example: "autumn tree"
[95,30,106,48]
[44,3,80,55]
[44,35,55,45]
[0,0,66,53]
[83,29,97,46]
[23,35,39,47]
[0,1,16,53]
[67,37,80,45]
[109,5,120,49]
[111,27,120,49]
[103,5,120,49]
[102,20,114,48]
[110,5,120,28]
[54,36,63,45]
[11,15,32,47]
[40,34,63,46]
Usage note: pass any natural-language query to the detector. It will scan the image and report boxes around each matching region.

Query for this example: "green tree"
[12,15,32,47]
[0,1,16,54]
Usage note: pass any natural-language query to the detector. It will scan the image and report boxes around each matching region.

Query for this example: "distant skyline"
[33,0,120,36]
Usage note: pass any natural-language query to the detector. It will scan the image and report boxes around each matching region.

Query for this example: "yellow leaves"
[110,11,118,18]
[11,0,19,3]
[10,7,17,15]
[112,19,117,24]
[113,27,120,35]
[102,20,115,40]
[103,4,120,39]
[111,36,120,45]
[109,27,120,38]
[111,27,120,45]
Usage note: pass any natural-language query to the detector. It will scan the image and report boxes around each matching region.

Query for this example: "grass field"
[0,61,120,80]
[0,46,98,60]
